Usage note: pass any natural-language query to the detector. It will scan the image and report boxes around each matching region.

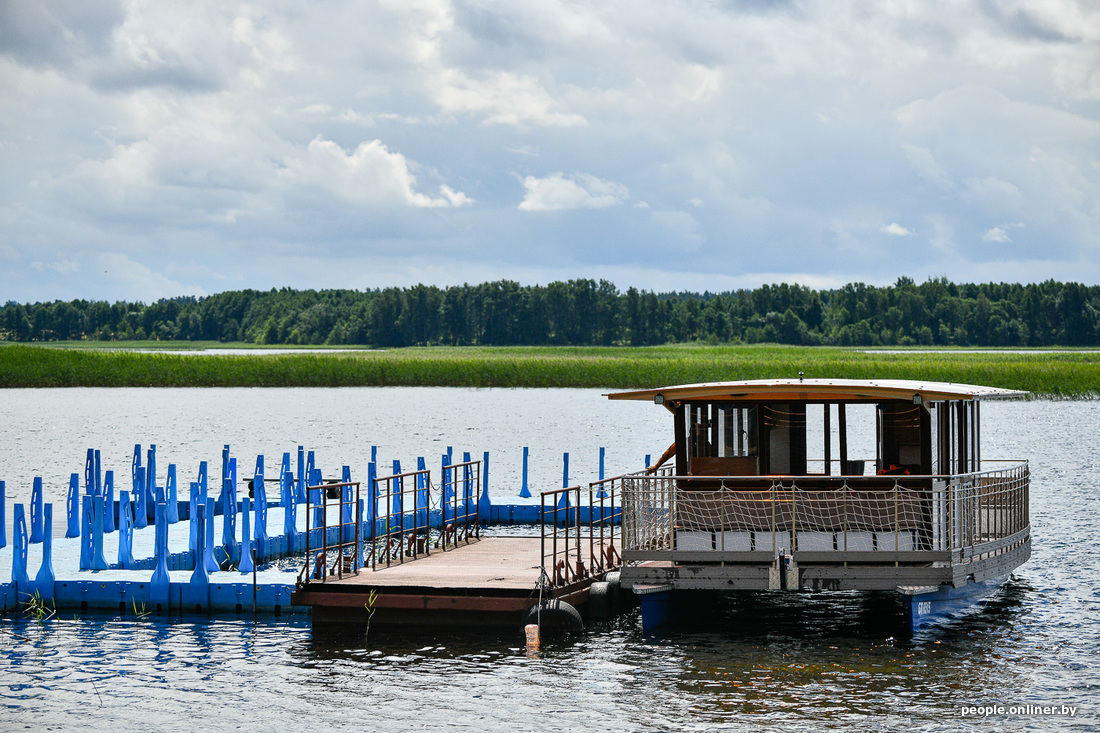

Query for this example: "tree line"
[2,277,1099,347]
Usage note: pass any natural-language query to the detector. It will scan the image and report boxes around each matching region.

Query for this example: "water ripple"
[1,393,1098,730]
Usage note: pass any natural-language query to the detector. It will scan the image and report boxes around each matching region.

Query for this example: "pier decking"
[293,536,573,625]
[292,481,622,627]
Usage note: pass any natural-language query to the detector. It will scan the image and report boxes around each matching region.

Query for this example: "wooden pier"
[292,480,622,628]
[292,536,590,626]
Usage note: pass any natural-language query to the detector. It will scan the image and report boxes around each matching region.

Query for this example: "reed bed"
[1,343,1096,397]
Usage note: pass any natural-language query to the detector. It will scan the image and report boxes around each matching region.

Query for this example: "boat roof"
[606,378,1028,403]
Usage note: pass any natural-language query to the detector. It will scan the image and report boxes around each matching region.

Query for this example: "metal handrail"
[370,468,433,569]
[540,477,623,589]
[298,480,360,586]
[439,459,481,551]
[365,461,482,570]
[616,461,1029,559]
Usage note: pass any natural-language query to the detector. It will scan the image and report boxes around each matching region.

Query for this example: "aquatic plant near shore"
[0,343,1097,396]
[21,591,55,625]
[364,589,378,643]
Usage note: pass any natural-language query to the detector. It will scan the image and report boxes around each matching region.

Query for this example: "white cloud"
[337,108,374,125]
[901,144,954,190]
[433,69,587,127]
[983,221,1025,243]
[928,215,956,254]
[97,252,207,302]
[31,259,80,275]
[518,172,628,211]
[881,223,914,237]
[280,137,473,209]
[2,1,1099,303]
[673,64,720,103]
[965,176,1023,207]
[646,209,703,254]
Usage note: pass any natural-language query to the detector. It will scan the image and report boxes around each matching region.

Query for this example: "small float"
[604,378,1030,633]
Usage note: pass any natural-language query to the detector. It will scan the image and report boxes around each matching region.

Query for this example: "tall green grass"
[1,343,1096,396]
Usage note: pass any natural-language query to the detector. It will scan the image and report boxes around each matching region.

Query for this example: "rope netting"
[621,463,1028,555]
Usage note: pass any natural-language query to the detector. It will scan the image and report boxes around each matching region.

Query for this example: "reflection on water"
[1,392,1098,730]
[0,588,1045,731]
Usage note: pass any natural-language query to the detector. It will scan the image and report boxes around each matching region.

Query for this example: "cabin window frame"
[679,401,760,475]
[934,398,981,476]
[875,401,929,475]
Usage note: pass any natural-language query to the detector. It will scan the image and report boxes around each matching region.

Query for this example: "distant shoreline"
[2,342,1096,396]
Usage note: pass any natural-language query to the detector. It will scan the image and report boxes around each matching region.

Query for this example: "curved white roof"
[606,378,1027,403]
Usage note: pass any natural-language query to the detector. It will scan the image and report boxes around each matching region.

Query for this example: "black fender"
[523,599,584,632]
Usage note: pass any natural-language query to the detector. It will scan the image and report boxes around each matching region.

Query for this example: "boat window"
[803,403,882,477]
[721,404,758,458]
[929,402,941,474]
[685,403,758,458]
[805,404,833,474]
[682,402,760,476]
[971,400,981,471]
[877,402,926,474]
[935,399,980,475]
[839,403,876,475]
[938,401,954,475]
[762,403,806,475]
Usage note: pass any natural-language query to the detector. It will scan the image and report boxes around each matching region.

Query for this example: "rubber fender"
[523,599,584,633]
[604,571,624,610]
[587,581,612,620]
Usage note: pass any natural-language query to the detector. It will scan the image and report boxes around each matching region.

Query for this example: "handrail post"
[321,487,328,578]
[893,479,899,568]
[589,483,597,575]
[540,491,545,584]
[574,485,582,582]
[305,483,312,577]
[791,478,798,552]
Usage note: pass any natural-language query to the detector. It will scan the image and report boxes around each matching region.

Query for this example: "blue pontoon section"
[0,444,622,618]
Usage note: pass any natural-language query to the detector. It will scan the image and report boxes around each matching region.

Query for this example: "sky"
[2,0,1099,304]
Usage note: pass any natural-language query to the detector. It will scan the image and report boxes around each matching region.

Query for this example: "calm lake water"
[1,388,1098,731]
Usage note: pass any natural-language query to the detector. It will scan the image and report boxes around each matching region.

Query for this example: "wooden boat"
[606,378,1030,633]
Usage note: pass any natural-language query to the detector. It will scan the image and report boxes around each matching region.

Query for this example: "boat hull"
[632,579,1011,635]
[899,576,1009,632]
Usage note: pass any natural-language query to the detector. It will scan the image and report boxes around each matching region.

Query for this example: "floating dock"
[295,537,558,626]
[291,465,622,627]
[1,444,624,629]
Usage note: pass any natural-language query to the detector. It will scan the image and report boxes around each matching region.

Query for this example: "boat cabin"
[627,379,1005,484]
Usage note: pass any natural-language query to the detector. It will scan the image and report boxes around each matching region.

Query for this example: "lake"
[0,388,1097,730]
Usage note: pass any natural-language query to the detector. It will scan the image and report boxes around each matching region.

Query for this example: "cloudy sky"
[2,1,1098,304]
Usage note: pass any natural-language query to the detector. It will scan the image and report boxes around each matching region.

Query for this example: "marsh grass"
[22,591,55,624]
[1,343,1097,396]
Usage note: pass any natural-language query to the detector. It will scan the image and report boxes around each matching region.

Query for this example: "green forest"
[3,277,1099,348]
